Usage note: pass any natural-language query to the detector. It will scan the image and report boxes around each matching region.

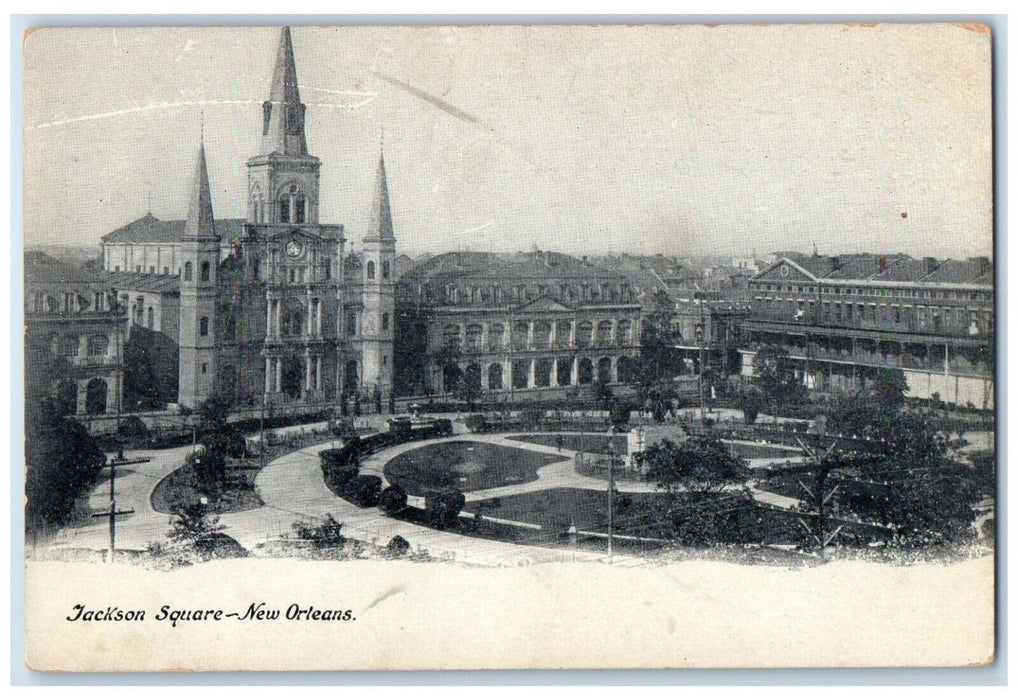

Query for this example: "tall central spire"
[183,134,217,240]
[260,26,308,156]
[369,149,394,241]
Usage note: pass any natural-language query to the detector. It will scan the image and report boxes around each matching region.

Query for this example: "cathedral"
[102,27,396,411]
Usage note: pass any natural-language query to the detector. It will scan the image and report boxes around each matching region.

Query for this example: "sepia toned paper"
[21,23,995,672]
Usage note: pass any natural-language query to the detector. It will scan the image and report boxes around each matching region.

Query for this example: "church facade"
[102,27,395,410]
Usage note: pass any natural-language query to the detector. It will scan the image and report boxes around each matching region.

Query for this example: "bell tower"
[246,26,321,227]
[178,134,220,407]
[359,149,396,399]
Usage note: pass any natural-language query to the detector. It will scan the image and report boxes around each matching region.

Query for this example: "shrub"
[379,484,409,515]
[117,415,150,444]
[339,475,383,508]
[464,414,489,433]
[292,514,345,548]
[424,489,466,528]
[385,535,411,558]
[331,417,358,441]
[519,408,544,429]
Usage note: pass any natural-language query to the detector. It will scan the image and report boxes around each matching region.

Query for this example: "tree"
[644,435,749,494]
[590,378,613,411]
[25,399,108,533]
[810,411,987,548]
[635,290,681,403]
[752,345,803,408]
[167,502,225,556]
[872,367,908,412]
[642,435,753,546]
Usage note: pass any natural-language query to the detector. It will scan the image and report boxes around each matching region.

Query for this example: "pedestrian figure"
[555,434,564,452]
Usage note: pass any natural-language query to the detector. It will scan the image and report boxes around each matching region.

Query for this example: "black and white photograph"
[20,22,996,671]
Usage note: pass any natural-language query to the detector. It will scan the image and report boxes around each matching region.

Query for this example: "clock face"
[285,239,303,258]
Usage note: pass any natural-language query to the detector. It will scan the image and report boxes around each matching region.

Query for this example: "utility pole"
[696,292,707,426]
[795,437,842,550]
[606,427,615,564]
[92,458,135,564]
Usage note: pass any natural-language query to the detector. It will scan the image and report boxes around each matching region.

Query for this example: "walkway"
[47,425,806,567]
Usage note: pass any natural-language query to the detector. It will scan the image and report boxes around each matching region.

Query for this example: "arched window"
[200,261,210,282]
[295,197,306,224]
[279,197,290,223]
[147,307,154,329]
[382,312,390,331]
[184,262,193,281]
[87,335,109,357]
[382,261,390,279]
[200,316,209,337]
[366,261,376,280]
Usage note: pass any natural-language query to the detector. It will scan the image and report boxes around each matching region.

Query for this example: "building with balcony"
[24,252,126,417]
[394,251,642,399]
[739,253,994,409]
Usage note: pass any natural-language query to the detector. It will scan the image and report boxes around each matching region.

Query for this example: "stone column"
[266,296,273,338]
[611,320,619,347]
[316,356,323,391]
[527,321,535,350]
[571,356,579,385]
[481,323,489,351]
[549,320,558,348]
[78,335,89,362]
[569,320,577,347]
[275,358,282,393]
[551,358,560,387]
[610,356,618,383]
[275,300,282,338]
[264,357,272,394]
[528,358,537,388]
[305,353,313,391]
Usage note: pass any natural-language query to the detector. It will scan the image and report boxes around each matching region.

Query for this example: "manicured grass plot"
[383,441,562,496]
[508,433,628,455]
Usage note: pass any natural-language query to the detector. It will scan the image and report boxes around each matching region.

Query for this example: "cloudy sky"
[22,23,992,260]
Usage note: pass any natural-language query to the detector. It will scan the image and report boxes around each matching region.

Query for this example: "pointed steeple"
[260,26,308,156]
[183,133,217,240]
[369,149,394,240]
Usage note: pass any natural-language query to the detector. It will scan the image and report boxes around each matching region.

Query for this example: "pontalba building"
[394,251,642,399]
[739,252,994,409]
[100,27,395,410]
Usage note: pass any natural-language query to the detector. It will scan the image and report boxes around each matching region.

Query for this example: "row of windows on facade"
[250,186,309,224]
[439,356,639,392]
[751,282,992,303]
[53,334,112,358]
[441,319,634,351]
[115,256,390,287]
[417,281,634,306]
[30,291,109,315]
[754,296,993,334]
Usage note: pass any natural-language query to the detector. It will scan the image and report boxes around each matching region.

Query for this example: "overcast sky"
[23,23,992,260]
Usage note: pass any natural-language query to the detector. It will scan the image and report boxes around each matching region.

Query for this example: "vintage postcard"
[21,23,995,671]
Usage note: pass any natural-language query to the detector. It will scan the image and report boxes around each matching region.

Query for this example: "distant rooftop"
[769,252,992,286]
[102,213,245,244]
[108,270,181,295]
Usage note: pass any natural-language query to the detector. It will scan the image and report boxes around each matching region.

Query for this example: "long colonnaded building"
[394,251,643,399]
[739,253,994,408]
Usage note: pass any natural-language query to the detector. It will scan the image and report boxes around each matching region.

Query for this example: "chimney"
[923,256,937,274]
[831,255,841,271]
[970,256,990,276]
[581,255,589,266]
[878,256,888,273]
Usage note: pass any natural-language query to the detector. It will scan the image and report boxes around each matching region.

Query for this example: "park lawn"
[384,440,562,496]
[150,461,264,515]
